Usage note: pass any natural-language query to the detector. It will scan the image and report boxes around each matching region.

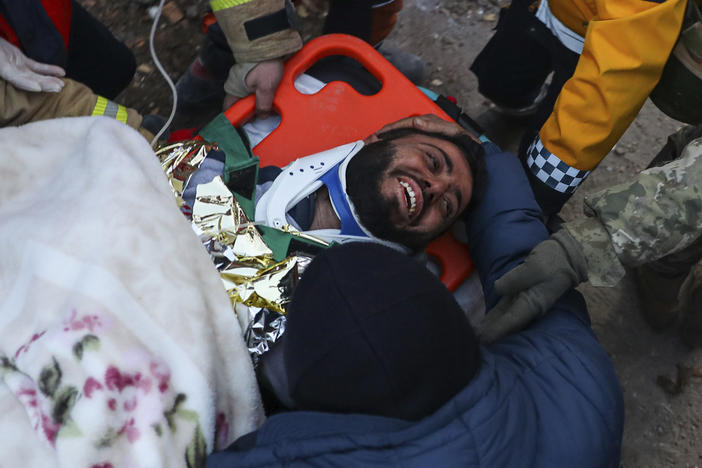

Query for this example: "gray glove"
[479,228,588,343]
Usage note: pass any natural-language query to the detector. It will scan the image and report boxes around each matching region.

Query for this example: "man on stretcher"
[1,67,486,256]
[184,112,486,253]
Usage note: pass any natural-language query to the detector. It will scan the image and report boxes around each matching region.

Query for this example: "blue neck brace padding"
[319,160,368,238]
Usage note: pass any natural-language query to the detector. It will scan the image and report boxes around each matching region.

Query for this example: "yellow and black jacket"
[526,0,687,194]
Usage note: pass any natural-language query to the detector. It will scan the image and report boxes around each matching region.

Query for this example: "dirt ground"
[82,0,702,465]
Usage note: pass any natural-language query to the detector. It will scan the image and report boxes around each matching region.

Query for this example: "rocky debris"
[160,2,184,23]
[136,63,155,74]
[657,364,702,396]
[185,5,199,20]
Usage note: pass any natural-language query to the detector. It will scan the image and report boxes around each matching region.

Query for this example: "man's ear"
[363,133,380,144]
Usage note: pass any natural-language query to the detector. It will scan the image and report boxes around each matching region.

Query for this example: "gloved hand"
[479,228,589,343]
[222,59,285,118]
[0,37,65,92]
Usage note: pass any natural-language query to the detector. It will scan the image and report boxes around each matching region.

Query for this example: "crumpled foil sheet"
[157,140,320,364]
[242,306,286,366]
[157,140,211,209]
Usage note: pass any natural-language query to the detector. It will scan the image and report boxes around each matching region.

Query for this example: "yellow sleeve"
[210,0,302,63]
[529,0,687,194]
[0,78,143,130]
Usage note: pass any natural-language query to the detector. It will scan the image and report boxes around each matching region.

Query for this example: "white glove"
[0,37,65,92]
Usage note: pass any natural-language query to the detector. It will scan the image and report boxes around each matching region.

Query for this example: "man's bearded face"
[346,130,475,250]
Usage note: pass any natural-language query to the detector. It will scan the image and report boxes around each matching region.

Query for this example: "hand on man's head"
[372,114,480,143]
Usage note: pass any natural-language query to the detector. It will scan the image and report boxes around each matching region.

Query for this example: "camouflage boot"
[678,261,702,348]
[635,236,702,330]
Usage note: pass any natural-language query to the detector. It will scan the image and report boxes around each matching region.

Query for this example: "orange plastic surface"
[224,34,474,290]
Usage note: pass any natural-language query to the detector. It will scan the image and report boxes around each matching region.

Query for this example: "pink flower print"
[63,309,103,333]
[82,314,102,332]
[216,412,230,450]
[118,418,140,443]
[15,382,59,446]
[40,413,60,445]
[104,366,151,393]
[84,377,104,398]
[16,386,40,420]
[91,463,114,468]
[105,367,127,392]
[17,387,36,396]
[18,387,37,407]
[14,330,46,358]
[123,396,138,412]
[108,398,117,411]
[135,373,152,393]
[149,361,171,393]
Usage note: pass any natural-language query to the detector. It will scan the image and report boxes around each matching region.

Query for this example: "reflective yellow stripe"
[115,106,128,123]
[210,0,254,12]
[92,96,108,116]
[91,96,128,123]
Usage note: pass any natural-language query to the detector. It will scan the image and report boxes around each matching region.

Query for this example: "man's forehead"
[391,132,469,169]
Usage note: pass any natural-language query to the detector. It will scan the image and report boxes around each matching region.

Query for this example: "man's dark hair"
[376,127,488,215]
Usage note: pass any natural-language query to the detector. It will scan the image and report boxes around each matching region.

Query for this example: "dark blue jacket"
[207,143,624,467]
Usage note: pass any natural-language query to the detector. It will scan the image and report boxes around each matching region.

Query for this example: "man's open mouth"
[399,178,422,221]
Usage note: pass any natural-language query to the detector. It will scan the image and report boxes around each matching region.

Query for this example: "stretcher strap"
[257,225,329,262]
[199,113,259,218]
[199,113,329,261]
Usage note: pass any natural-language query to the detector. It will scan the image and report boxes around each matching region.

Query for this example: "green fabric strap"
[199,114,330,261]
[199,113,259,219]
[257,225,330,262]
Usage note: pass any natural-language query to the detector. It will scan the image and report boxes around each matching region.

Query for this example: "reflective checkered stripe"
[526,137,590,193]
[91,96,128,123]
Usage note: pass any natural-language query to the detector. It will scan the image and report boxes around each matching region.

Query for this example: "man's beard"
[345,141,435,251]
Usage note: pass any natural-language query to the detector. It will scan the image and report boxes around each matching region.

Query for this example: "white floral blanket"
[0,117,264,467]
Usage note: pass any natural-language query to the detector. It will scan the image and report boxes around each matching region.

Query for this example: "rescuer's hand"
[222,59,284,118]
[372,114,480,143]
[479,228,588,343]
[0,37,65,93]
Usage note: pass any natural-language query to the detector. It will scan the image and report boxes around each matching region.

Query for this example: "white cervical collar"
[255,141,408,252]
